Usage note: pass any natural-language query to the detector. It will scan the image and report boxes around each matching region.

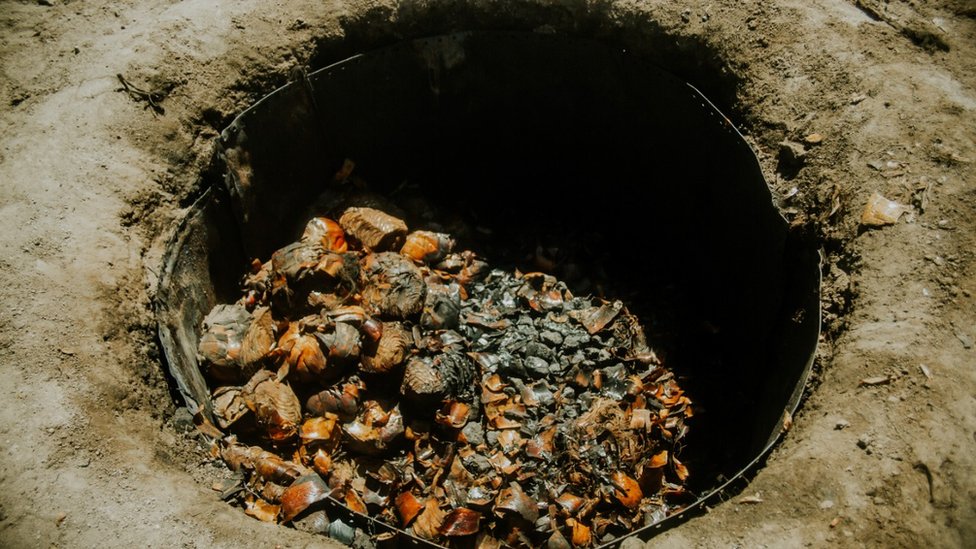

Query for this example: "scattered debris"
[859,376,891,387]
[929,142,972,165]
[737,493,764,504]
[860,192,911,227]
[116,73,166,116]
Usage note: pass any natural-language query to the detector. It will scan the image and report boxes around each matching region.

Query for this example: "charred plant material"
[196,206,693,547]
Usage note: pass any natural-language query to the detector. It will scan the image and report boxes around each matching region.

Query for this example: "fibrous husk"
[361,252,426,319]
[339,207,408,251]
[302,217,348,252]
[360,321,411,374]
[421,278,462,331]
[401,230,454,264]
[610,471,643,509]
[547,528,572,549]
[306,380,362,420]
[280,473,330,523]
[342,401,405,455]
[495,482,539,522]
[244,495,280,523]
[220,442,304,484]
[401,352,476,404]
[239,306,275,370]
[566,518,591,547]
[241,370,302,441]
[411,498,447,540]
[440,508,481,537]
[610,310,659,364]
[435,401,471,429]
[271,241,325,283]
[568,300,622,335]
[213,386,249,430]
[395,491,425,527]
[270,242,358,312]
[300,414,340,443]
[315,321,361,362]
[275,322,329,381]
[198,303,251,382]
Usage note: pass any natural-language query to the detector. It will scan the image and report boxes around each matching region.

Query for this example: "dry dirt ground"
[1,1,974,547]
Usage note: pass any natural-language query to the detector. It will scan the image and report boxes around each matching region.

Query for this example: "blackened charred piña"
[401,352,477,406]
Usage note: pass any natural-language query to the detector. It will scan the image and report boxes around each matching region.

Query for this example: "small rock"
[859,375,890,387]
[803,133,824,145]
[955,331,973,349]
[736,493,763,504]
[524,356,550,377]
[856,435,872,450]
[462,421,485,446]
[819,499,835,510]
[55,512,67,526]
[562,333,589,350]
[834,419,850,430]
[539,330,563,347]
[171,407,195,432]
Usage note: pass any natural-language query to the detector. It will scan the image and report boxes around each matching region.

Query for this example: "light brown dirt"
[0,1,973,548]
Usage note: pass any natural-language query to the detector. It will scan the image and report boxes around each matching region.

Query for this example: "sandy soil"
[0,1,973,547]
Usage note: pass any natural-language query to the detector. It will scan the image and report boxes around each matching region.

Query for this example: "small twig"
[116,73,165,116]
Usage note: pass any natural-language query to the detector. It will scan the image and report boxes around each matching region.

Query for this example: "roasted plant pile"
[197,206,693,547]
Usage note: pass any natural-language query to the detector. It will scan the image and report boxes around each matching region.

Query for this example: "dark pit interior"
[157,31,820,544]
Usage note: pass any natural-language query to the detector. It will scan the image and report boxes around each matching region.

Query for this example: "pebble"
[462,421,485,446]
[834,419,850,430]
[524,356,550,377]
[539,330,563,346]
[563,333,589,350]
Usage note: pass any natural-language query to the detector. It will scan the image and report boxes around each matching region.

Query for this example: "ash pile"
[196,204,694,548]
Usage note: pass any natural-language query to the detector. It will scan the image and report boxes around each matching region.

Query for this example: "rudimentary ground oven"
[0,1,974,548]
